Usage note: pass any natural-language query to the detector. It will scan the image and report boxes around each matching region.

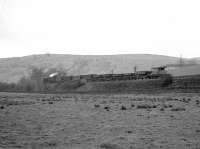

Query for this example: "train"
[43,66,170,84]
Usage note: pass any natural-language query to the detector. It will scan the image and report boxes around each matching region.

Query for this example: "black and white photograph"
[1,0,200,148]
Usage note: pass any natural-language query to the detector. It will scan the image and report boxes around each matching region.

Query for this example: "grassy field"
[0,92,200,149]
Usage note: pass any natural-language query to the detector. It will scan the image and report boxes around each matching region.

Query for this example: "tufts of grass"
[171,107,186,111]
[121,106,127,110]
[99,143,121,149]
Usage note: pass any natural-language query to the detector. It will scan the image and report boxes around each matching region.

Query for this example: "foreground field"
[0,92,200,149]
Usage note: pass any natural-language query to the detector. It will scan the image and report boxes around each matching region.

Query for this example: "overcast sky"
[0,0,200,58]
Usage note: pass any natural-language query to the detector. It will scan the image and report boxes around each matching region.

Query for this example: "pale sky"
[0,0,200,58]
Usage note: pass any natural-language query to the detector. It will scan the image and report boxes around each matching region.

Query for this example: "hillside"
[167,65,200,77]
[0,54,193,83]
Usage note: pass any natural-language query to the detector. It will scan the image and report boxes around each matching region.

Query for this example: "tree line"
[0,67,66,92]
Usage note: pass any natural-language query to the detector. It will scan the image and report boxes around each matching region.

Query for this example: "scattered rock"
[131,104,135,107]
[121,106,127,110]
[181,98,190,103]
[0,105,4,109]
[104,106,110,111]
[126,130,133,134]
[181,138,187,142]
[160,108,165,111]
[99,143,120,149]
[137,105,151,109]
[49,101,53,104]
[94,104,100,108]
[137,114,144,117]
[164,105,173,108]
[152,105,157,108]
[137,104,156,109]
[196,130,200,133]
[43,140,58,147]
[182,98,186,102]
[196,100,200,105]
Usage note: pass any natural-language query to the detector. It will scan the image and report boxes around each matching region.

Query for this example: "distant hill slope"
[0,54,195,83]
[167,65,200,77]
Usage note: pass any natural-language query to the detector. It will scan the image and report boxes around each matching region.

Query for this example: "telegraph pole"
[180,54,184,66]
[134,66,137,73]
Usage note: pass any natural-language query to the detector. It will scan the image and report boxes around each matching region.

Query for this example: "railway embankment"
[170,75,200,91]
[42,74,200,93]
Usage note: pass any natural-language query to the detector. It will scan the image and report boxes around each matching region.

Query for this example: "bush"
[162,74,173,87]
[0,82,16,92]
[0,66,69,92]
[15,66,67,92]
[16,77,35,92]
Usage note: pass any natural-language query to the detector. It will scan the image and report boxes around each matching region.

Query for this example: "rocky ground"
[0,92,200,149]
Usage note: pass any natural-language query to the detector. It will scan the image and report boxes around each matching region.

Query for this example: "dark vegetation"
[0,67,66,92]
